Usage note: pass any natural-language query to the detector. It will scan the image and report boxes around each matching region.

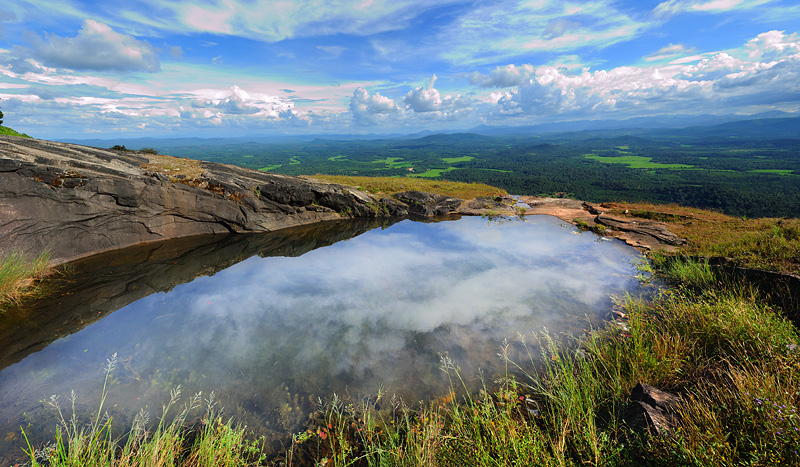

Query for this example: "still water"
[0,215,646,459]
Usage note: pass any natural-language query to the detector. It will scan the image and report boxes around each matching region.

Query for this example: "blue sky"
[1,0,799,138]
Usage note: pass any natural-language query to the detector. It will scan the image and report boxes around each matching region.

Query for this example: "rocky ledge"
[1,135,687,264]
[0,136,466,264]
[517,196,686,252]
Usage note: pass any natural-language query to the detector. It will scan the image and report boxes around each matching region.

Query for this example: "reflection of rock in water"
[0,218,399,371]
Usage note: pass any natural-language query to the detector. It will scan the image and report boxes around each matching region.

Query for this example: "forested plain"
[157,119,800,218]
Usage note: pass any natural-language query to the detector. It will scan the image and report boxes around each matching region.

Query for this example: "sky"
[1,0,800,139]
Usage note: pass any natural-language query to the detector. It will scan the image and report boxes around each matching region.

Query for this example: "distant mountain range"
[461,111,797,136]
[66,112,800,149]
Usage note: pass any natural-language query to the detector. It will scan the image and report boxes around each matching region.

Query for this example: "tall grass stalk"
[21,356,265,467]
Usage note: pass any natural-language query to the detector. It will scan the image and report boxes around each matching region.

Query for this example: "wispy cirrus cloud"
[644,43,696,62]
[438,0,649,66]
[11,0,463,42]
[654,0,778,18]
[24,19,159,72]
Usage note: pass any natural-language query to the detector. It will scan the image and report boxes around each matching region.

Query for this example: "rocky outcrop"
[0,136,454,264]
[458,195,520,216]
[518,196,596,224]
[516,196,686,252]
[0,135,691,263]
[393,190,463,217]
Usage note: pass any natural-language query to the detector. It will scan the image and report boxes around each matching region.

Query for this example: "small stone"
[623,382,681,436]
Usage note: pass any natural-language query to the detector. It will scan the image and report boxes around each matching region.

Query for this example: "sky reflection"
[0,215,645,455]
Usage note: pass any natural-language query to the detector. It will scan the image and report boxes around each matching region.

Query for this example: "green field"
[441,156,474,163]
[584,154,694,169]
[372,156,413,168]
[410,167,458,178]
[749,169,795,175]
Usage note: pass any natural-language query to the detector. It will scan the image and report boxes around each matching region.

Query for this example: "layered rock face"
[0,136,423,264]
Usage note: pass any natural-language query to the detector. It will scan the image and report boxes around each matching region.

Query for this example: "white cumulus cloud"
[490,31,800,120]
[404,74,471,113]
[349,87,398,126]
[178,85,301,128]
[745,30,800,60]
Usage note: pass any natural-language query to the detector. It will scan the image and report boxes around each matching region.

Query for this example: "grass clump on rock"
[22,355,266,467]
[0,250,53,309]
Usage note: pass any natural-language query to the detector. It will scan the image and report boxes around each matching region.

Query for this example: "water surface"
[0,215,646,460]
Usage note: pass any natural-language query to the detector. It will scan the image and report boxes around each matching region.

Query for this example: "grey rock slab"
[595,214,686,246]
[0,136,436,264]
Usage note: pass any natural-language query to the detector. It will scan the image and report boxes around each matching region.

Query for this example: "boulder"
[393,190,463,217]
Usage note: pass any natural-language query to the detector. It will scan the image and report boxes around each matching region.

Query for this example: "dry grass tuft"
[139,154,205,181]
[304,175,507,200]
[604,201,800,274]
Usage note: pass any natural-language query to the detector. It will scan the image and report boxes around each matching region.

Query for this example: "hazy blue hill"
[397,132,495,146]
[62,113,800,150]
[467,112,796,136]
[642,117,800,140]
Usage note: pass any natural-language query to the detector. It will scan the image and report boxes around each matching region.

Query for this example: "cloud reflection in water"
[1,216,645,432]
